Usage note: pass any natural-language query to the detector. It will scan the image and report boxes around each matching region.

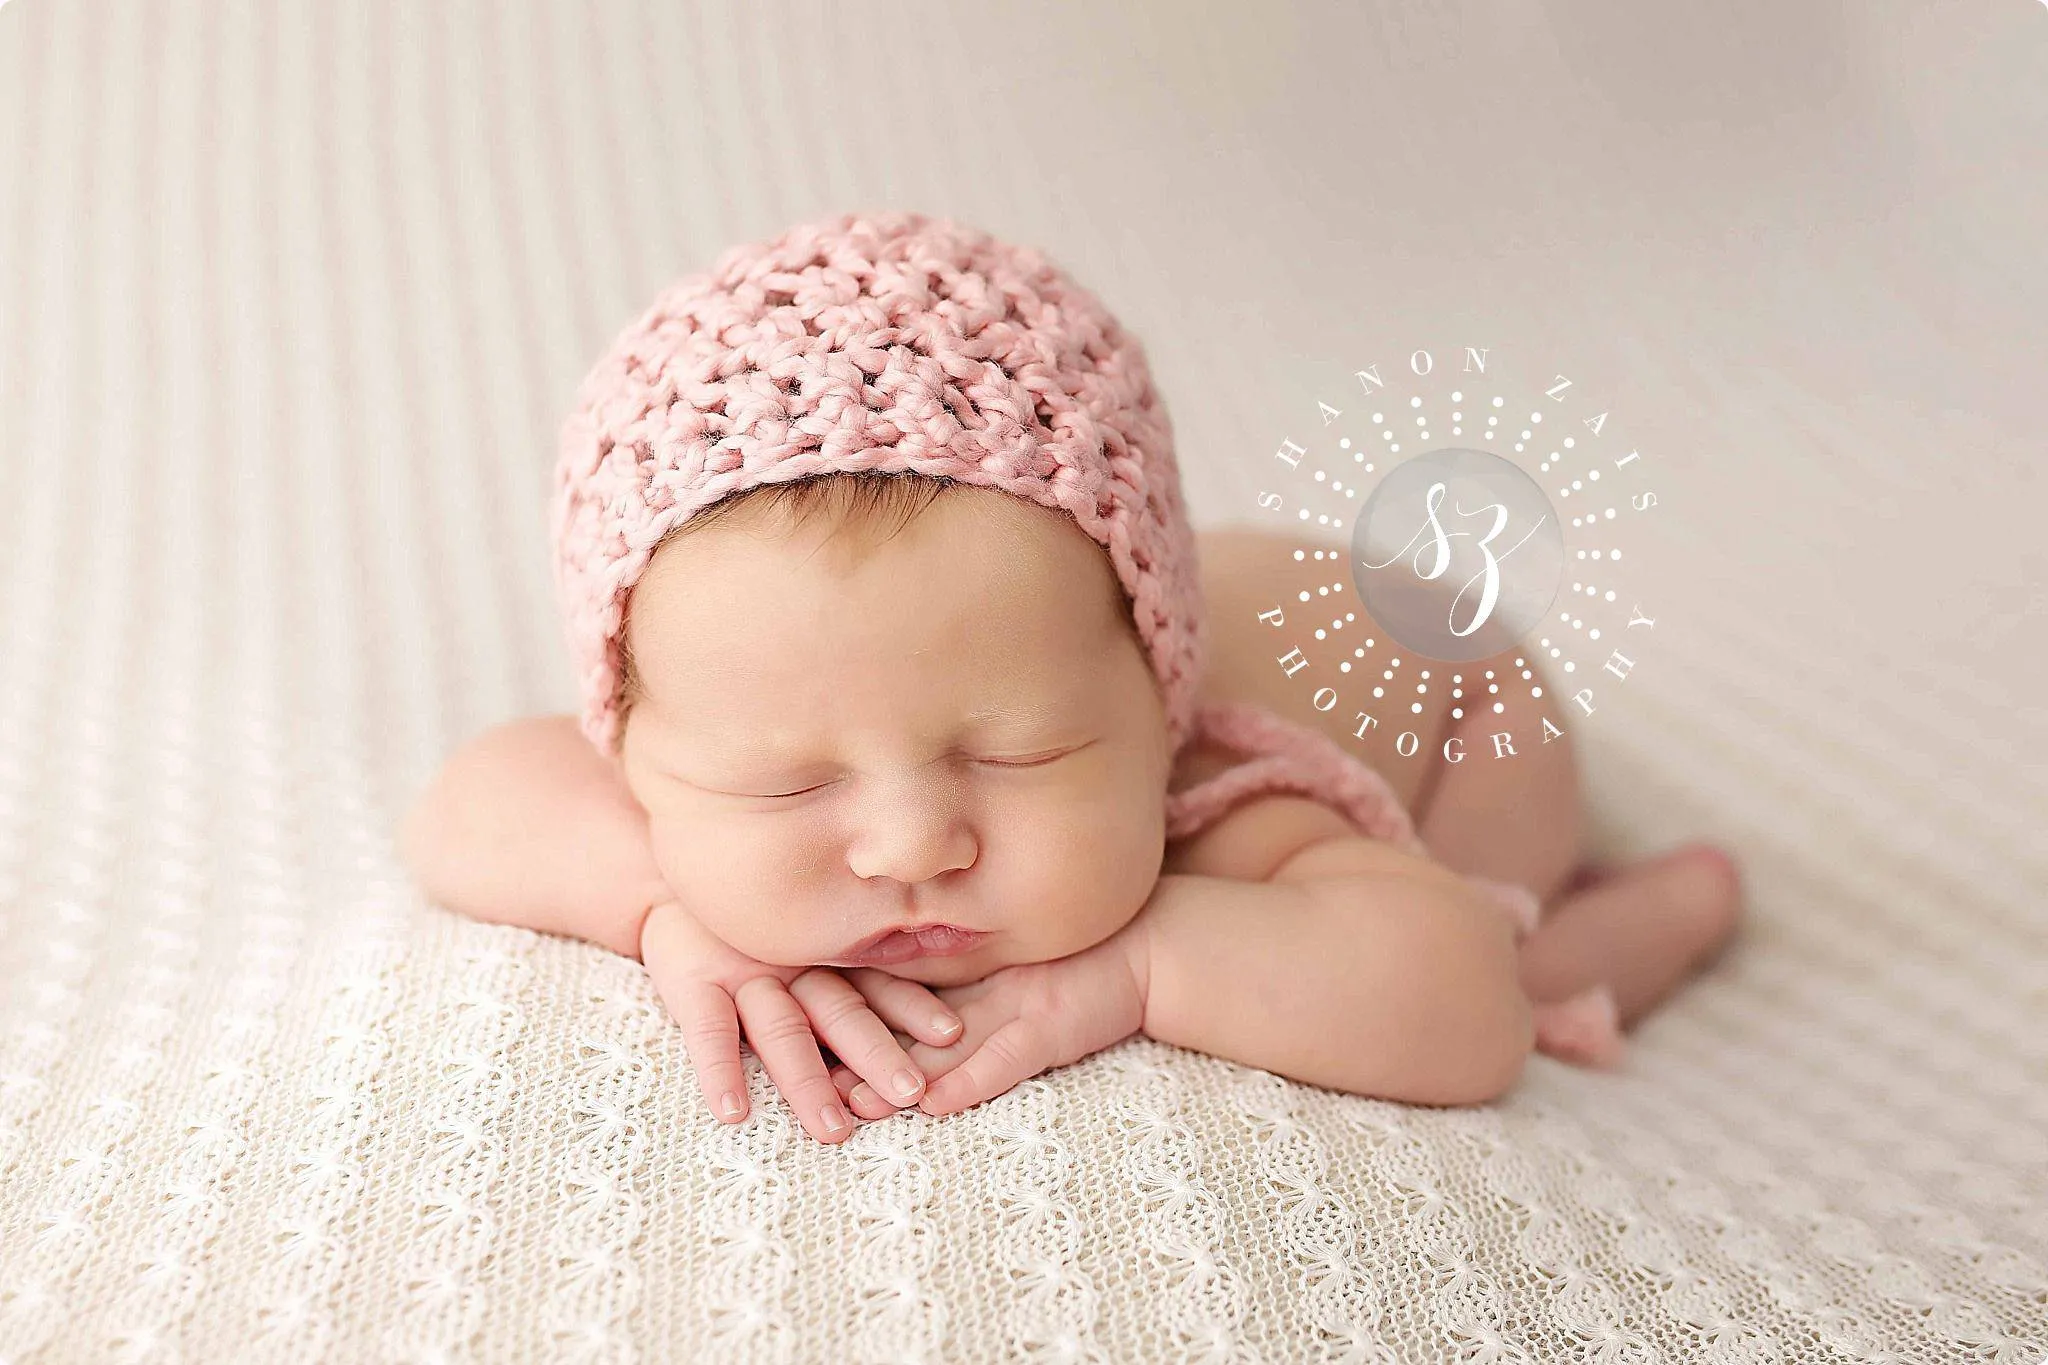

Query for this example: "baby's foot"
[1531,983,1626,1069]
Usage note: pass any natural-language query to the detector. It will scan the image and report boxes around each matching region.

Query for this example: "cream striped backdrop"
[0,2,2042,1361]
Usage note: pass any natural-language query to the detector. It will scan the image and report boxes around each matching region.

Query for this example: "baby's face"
[616,485,1173,988]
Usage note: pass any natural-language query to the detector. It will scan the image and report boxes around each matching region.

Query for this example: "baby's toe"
[1532,984,1627,1070]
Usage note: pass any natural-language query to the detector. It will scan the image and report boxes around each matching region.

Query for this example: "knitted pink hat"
[548,211,1441,856]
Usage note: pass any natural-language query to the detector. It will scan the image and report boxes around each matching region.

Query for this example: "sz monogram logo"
[1357,479,1553,642]
[1351,443,1565,664]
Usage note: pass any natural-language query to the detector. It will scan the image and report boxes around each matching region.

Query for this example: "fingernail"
[850,1082,880,1108]
[891,1069,923,1100]
[932,1014,962,1036]
[821,1103,850,1133]
[720,1091,744,1119]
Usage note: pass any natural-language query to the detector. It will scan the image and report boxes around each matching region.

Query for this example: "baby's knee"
[1673,842,1745,955]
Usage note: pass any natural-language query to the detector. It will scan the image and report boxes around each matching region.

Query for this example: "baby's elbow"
[395,757,506,922]
[1407,930,1537,1107]
[397,773,454,896]
[1397,997,1530,1108]
[1471,939,1539,1103]
[1464,989,1536,1104]
[1405,1005,1531,1108]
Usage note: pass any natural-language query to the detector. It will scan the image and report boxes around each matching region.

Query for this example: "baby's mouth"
[832,924,987,967]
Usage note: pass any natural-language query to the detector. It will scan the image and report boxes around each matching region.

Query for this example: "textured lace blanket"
[1,2,2043,1361]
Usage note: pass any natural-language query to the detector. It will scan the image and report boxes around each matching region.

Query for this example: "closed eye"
[742,744,1087,797]
[975,745,1082,769]
[752,764,1037,799]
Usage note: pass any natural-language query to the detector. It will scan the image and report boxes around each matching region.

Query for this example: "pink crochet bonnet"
[547,211,1444,856]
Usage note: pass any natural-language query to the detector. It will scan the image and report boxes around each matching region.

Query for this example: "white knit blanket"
[1,2,2043,1361]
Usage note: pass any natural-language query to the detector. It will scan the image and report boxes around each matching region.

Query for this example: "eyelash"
[755,752,1066,800]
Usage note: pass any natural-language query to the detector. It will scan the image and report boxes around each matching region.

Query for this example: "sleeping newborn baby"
[399,212,1743,1144]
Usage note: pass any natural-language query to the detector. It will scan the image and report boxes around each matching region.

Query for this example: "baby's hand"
[827,926,1147,1122]
[639,900,964,1143]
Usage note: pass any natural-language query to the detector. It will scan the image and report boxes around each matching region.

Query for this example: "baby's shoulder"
[1163,735,1359,882]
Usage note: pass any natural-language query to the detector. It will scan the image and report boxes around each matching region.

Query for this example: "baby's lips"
[832,924,988,968]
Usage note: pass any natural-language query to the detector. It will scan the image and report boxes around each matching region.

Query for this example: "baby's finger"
[840,968,965,1047]
[733,977,855,1144]
[897,1036,975,1085]
[645,963,750,1124]
[787,969,929,1109]
[918,1017,1048,1117]
[830,1063,899,1121]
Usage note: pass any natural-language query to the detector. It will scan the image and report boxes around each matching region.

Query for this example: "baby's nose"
[843,776,978,884]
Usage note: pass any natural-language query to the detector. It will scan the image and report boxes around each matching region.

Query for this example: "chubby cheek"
[998,789,1164,959]
[646,818,823,965]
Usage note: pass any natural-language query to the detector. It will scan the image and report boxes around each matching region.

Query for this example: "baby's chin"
[866,944,1012,990]
[856,924,1121,989]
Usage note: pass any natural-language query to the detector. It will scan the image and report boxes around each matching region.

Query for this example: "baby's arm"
[1152,789,1533,1104]
[397,715,673,959]
[876,800,1534,1119]
[1133,845,1534,1107]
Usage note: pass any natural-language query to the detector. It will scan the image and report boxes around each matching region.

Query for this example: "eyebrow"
[958,695,1065,729]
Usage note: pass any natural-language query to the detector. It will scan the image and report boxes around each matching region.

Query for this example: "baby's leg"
[1517,844,1743,1027]
[1408,648,1745,1029]
[1408,648,1586,907]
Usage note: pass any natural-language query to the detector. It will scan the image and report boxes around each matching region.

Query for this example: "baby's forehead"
[635,662,1104,756]
[625,489,1131,707]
